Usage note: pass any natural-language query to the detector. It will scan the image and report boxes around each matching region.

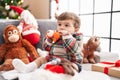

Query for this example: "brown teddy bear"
[82,36,101,64]
[0,25,39,71]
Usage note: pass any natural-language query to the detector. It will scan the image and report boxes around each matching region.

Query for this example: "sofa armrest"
[94,51,120,62]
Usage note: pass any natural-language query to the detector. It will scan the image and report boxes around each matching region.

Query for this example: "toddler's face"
[57,20,75,34]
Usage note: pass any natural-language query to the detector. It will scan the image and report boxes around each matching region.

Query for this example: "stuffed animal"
[0,25,39,71]
[6,5,41,45]
[46,30,61,43]
[82,36,101,64]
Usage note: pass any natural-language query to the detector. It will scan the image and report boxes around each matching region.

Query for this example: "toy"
[0,25,39,71]
[46,30,61,43]
[5,5,41,45]
[82,36,101,63]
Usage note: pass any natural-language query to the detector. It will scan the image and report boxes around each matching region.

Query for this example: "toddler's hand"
[60,59,77,76]
[58,30,69,36]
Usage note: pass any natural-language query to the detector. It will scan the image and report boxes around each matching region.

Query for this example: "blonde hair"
[57,12,80,28]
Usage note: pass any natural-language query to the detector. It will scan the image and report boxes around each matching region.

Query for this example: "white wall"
[23,0,50,19]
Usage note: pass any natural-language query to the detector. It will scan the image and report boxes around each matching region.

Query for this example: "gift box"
[92,60,120,78]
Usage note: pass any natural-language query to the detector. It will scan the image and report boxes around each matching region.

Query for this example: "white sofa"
[95,52,119,62]
[0,19,119,80]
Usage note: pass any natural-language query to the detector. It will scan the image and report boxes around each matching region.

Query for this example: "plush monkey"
[0,25,39,71]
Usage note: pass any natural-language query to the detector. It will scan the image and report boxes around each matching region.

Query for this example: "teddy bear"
[82,36,101,64]
[0,25,39,71]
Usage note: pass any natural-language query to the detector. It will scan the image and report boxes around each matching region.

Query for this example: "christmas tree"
[0,0,29,19]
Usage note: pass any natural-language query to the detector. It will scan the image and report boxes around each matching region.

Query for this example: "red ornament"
[55,0,59,4]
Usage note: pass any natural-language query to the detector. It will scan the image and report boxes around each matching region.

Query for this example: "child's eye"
[65,24,69,27]
[58,23,61,26]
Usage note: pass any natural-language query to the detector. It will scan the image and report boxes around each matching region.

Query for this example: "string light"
[5,3,7,6]
[18,1,21,5]
[0,0,26,19]
[21,0,24,3]
[18,0,24,5]
[6,17,9,20]
[18,16,21,19]
[11,0,14,3]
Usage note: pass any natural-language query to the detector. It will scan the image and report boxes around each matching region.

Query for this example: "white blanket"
[1,69,110,80]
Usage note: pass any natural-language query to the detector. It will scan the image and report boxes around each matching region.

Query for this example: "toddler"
[12,12,83,76]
